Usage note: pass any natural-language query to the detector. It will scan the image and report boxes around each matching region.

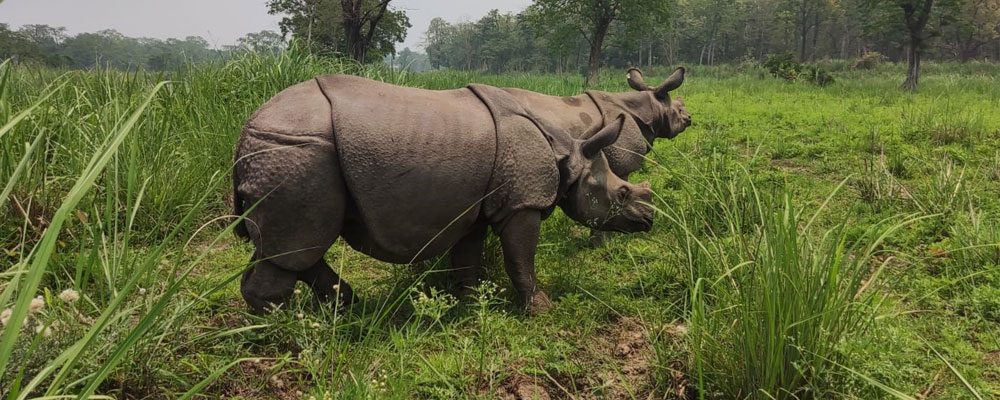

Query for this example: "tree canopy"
[266,0,409,62]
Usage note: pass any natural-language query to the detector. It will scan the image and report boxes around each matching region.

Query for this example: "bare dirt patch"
[986,350,1000,367]
[770,158,811,174]
[578,316,689,400]
[497,374,552,400]
[212,359,306,400]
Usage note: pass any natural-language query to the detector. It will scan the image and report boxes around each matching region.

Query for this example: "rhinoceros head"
[626,67,691,139]
[546,115,655,233]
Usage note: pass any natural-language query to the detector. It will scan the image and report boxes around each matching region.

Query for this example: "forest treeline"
[3,0,998,84]
[0,24,285,70]
[423,0,1000,74]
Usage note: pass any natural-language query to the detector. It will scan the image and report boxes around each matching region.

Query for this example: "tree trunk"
[811,12,820,61]
[799,5,809,61]
[901,0,934,91]
[903,40,921,91]
[341,0,391,63]
[585,15,612,87]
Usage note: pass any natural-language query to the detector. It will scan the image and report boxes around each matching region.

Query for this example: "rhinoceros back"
[315,75,496,262]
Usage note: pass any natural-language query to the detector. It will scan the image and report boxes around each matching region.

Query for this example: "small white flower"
[34,323,52,337]
[311,322,320,329]
[296,313,304,320]
[294,289,302,295]
[1,308,11,326]
[29,296,45,313]
[59,289,80,303]
[138,287,147,295]
[332,284,340,291]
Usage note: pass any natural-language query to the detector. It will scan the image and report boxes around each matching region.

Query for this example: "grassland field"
[1,51,999,399]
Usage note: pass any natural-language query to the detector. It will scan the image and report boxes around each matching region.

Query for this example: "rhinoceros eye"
[617,187,630,202]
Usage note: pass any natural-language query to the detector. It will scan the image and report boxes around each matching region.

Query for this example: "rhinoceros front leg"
[451,224,488,298]
[241,257,297,314]
[494,209,552,315]
[297,259,356,307]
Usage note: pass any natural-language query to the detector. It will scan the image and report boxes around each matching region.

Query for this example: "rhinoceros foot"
[525,291,553,316]
[296,260,356,308]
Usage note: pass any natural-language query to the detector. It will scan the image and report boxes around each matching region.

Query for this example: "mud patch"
[212,359,306,400]
[769,158,810,174]
[594,316,654,399]
[986,350,1000,367]
[497,374,552,400]
[585,316,689,400]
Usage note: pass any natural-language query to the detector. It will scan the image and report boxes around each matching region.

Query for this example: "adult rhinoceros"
[503,67,692,180]
[232,75,655,315]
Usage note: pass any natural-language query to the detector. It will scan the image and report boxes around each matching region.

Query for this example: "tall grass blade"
[0,81,167,384]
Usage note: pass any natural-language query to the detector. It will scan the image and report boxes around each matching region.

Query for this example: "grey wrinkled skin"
[232,75,654,315]
[503,67,692,245]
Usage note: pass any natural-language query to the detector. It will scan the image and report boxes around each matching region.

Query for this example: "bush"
[763,53,801,80]
[763,53,835,86]
[851,51,887,70]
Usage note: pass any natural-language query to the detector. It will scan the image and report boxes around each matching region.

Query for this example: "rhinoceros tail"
[232,167,249,240]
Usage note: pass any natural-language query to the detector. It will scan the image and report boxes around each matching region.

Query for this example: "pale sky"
[0,0,532,51]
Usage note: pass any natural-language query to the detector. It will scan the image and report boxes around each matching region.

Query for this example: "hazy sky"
[0,0,532,51]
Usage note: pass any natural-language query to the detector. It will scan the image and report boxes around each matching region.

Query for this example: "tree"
[940,0,1000,60]
[900,0,936,90]
[362,7,410,62]
[237,30,287,53]
[342,0,389,62]
[391,46,431,71]
[268,0,341,51]
[531,0,670,86]
[423,17,453,69]
[783,0,827,61]
[267,0,408,62]
[17,24,66,53]
[0,24,42,63]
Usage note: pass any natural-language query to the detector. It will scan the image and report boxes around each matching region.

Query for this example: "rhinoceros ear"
[626,68,649,91]
[654,67,686,100]
[582,114,625,159]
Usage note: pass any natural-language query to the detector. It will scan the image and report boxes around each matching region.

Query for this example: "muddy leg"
[241,258,297,314]
[451,224,488,298]
[297,259,355,306]
[493,210,551,316]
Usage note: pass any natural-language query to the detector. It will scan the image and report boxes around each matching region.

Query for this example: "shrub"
[658,170,914,399]
[763,53,801,80]
[851,51,887,70]
[763,53,835,86]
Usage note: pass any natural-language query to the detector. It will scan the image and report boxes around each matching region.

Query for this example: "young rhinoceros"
[232,75,655,315]
[502,68,691,245]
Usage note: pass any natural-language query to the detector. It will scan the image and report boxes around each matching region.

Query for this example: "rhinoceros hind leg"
[297,259,356,306]
[241,258,297,314]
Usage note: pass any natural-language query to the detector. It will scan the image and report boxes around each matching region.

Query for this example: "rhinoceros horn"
[654,67,686,100]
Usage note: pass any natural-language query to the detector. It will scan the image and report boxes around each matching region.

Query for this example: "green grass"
[1,48,999,399]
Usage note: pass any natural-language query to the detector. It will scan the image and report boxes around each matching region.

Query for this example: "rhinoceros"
[502,67,691,180]
[232,75,655,315]
[501,68,691,244]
